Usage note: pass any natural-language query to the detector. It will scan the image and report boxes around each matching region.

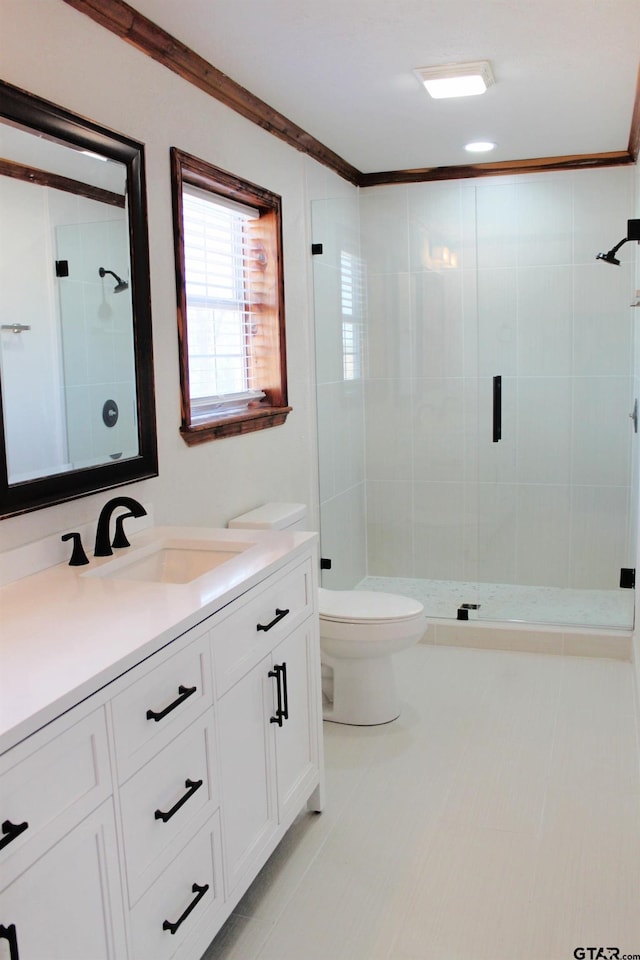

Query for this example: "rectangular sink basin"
[90,538,254,584]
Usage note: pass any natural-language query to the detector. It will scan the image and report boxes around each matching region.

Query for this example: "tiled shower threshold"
[357,576,634,660]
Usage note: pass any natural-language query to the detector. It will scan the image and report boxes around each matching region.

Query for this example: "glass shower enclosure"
[312,166,637,631]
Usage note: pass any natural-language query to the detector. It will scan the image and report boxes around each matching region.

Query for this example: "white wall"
[0,0,332,552]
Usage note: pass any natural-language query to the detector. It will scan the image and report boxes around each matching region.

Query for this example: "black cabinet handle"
[154,779,203,823]
[0,819,28,851]
[280,661,289,720]
[162,882,209,935]
[493,375,502,442]
[269,662,288,725]
[146,684,197,722]
[257,608,289,632]
[0,924,19,960]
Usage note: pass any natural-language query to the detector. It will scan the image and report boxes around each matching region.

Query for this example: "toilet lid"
[318,588,423,624]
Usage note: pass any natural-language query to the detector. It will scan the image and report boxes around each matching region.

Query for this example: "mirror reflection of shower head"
[596,219,640,266]
[98,266,128,293]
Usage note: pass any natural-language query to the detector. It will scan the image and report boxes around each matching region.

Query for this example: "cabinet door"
[272,623,320,826]
[0,801,126,960]
[216,657,277,895]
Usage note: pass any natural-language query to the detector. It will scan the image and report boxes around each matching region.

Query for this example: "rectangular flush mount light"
[414,60,494,99]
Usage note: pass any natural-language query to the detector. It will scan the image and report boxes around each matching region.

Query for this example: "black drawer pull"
[146,684,197,722]
[0,923,19,960]
[257,608,290,632]
[162,882,209,935]
[0,819,29,851]
[155,779,203,823]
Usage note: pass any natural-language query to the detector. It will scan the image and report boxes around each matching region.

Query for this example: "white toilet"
[228,503,425,726]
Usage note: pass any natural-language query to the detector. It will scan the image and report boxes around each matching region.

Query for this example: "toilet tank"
[228,502,308,532]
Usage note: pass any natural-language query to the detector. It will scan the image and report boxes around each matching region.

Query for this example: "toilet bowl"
[227,503,425,725]
[318,587,424,725]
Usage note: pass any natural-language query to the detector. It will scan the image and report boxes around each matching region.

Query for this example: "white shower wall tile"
[514,484,571,586]
[569,484,630,589]
[515,177,573,267]
[364,378,414,482]
[516,377,572,484]
[407,180,464,275]
[516,266,573,376]
[365,273,412,380]
[475,182,518,269]
[412,378,467,483]
[366,481,414,577]
[476,267,518,377]
[573,262,633,376]
[359,185,409,275]
[411,270,465,378]
[571,375,631,486]
[412,481,472,581]
[475,481,518,584]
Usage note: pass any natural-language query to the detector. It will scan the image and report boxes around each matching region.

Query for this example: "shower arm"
[596,218,640,265]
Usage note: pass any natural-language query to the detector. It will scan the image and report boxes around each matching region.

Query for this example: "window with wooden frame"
[170,148,290,443]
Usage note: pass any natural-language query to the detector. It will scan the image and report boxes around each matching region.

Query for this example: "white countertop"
[0,526,316,755]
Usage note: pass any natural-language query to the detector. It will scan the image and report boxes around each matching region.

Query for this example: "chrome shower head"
[98,266,129,293]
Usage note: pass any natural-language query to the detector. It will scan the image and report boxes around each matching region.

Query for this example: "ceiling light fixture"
[414,60,495,99]
[464,140,497,153]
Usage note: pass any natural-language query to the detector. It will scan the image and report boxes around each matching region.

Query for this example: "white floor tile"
[202,645,640,960]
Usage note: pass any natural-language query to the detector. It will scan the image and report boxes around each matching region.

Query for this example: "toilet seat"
[318,588,423,624]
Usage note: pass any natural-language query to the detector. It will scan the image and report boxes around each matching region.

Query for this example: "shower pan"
[312,173,637,633]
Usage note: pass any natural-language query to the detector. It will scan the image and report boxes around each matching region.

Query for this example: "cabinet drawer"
[129,813,223,960]
[213,557,313,697]
[0,708,111,880]
[119,713,218,906]
[111,628,212,782]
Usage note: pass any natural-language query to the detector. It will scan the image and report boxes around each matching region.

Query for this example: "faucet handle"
[61,532,90,566]
[112,511,136,549]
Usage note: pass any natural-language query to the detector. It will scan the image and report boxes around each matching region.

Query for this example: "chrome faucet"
[94,496,147,557]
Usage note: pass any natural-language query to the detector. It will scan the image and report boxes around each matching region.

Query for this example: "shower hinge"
[457,603,480,620]
[620,568,635,589]
[311,243,323,255]
[55,259,69,277]
[320,557,332,570]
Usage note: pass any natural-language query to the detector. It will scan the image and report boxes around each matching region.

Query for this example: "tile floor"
[202,644,640,960]
[358,577,635,630]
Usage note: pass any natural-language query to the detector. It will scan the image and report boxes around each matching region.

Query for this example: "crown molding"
[62,0,640,188]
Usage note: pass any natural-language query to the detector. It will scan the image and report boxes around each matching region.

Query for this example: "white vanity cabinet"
[0,707,127,960]
[214,555,321,896]
[0,532,323,960]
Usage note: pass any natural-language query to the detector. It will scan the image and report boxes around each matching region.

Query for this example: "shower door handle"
[492,375,502,442]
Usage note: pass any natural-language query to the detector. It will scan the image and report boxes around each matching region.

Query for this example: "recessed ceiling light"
[414,60,495,99]
[464,141,497,153]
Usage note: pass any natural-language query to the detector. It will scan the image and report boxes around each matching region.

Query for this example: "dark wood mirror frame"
[0,81,158,519]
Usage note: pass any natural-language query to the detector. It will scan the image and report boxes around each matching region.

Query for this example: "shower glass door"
[473,172,636,630]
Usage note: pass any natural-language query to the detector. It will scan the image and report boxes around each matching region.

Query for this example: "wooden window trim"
[170,147,290,444]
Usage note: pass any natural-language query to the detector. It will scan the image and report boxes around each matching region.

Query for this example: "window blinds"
[182,184,265,416]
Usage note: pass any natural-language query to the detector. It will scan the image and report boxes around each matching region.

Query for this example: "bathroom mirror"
[0,81,157,518]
